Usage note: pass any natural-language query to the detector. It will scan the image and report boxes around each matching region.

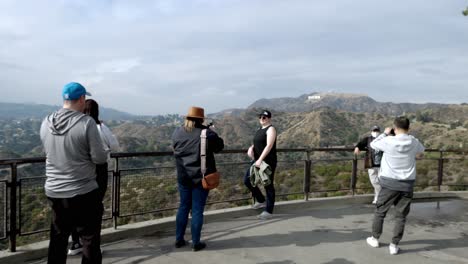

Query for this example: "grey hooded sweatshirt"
[40,108,108,198]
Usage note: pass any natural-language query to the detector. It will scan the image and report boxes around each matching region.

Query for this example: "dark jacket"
[172,124,224,186]
[355,135,382,168]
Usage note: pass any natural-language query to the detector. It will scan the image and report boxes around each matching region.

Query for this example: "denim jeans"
[176,182,209,245]
[243,163,276,214]
[372,187,413,245]
[47,189,103,264]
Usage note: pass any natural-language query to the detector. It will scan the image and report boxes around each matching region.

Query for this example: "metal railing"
[0,148,466,252]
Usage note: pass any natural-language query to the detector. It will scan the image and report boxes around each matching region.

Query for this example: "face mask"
[371,132,379,138]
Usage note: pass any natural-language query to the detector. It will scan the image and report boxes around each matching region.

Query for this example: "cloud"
[96,58,141,74]
[0,0,467,115]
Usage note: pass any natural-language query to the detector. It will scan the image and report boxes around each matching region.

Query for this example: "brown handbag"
[200,129,220,190]
[202,171,220,190]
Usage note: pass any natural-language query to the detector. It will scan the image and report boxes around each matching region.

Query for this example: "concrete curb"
[1,191,466,263]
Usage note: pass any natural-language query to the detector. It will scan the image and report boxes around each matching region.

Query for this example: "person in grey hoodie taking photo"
[40,82,108,264]
[365,116,424,255]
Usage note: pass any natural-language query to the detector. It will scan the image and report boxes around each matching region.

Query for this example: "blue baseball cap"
[62,82,91,100]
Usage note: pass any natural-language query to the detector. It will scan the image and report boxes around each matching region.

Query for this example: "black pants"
[95,163,109,202]
[71,163,108,244]
[47,189,103,264]
[372,187,413,245]
[244,163,276,214]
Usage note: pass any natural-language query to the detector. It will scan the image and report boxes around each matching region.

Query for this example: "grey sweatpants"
[368,168,381,202]
[372,187,413,245]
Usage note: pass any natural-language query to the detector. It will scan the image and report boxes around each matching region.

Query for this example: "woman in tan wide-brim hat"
[171,106,224,251]
[183,106,205,131]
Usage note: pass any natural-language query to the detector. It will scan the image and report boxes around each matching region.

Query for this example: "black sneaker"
[175,240,187,248]
[67,242,83,255]
[192,242,206,252]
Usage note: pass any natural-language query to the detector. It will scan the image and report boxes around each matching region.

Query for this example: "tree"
[464,7,468,16]
[415,110,433,123]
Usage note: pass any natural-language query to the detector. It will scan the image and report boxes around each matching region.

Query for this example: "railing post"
[303,151,311,201]
[9,163,17,252]
[437,151,444,192]
[112,157,120,229]
[350,155,358,196]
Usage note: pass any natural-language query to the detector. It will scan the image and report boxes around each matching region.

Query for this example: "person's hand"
[384,127,393,135]
[354,147,360,155]
[247,146,254,159]
[255,160,262,167]
[208,124,216,132]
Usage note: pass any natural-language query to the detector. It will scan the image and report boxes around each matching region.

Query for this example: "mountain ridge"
[0,102,135,120]
[247,92,450,116]
[2,92,463,121]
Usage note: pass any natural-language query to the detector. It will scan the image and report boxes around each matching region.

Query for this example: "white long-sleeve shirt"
[97,123,120,160]
[370,133,425,191]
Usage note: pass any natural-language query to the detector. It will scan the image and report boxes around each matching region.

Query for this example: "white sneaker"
[366,236,379,248]
[389,243,400,255]
[67,242,83,255]
[251,202,266,209]
[372,200,377,204]
[257,211,273,220]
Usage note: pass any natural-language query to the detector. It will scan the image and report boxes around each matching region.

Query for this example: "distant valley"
[0,93,467,159]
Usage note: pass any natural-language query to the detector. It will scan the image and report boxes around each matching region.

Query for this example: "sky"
[1,0,467,115]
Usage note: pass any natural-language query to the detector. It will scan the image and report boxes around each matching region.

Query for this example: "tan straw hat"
[186,106,205,119]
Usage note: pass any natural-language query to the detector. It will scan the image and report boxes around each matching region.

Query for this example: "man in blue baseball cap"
[40,82,107,263]
[62,82,92,100]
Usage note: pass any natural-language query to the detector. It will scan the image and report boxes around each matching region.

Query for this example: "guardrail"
[0,148,466,252]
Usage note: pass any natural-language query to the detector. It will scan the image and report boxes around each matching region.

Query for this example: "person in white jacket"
[365,116,424,255]
[67,99,120,256]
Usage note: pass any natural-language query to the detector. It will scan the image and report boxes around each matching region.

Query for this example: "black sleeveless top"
[253,125,277,168]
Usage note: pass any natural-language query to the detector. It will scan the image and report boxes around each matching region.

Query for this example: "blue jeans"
[243,164,276,214]
[176,182,209,245]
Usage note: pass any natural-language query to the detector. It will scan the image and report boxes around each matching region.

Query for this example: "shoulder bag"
[200,129,220,190]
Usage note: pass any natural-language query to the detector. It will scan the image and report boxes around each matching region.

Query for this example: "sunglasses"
[259,116,269,120]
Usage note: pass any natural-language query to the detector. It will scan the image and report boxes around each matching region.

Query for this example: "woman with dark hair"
[171,106,224,251]
[83,99,119,199]
[67,99,119,255]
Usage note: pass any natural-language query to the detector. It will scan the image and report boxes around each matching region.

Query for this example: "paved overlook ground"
[27,199,468,264]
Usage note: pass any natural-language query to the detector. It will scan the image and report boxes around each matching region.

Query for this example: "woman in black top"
[245,110,277,219]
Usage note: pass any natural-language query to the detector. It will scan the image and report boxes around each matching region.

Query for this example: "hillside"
[132,106,464,152]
